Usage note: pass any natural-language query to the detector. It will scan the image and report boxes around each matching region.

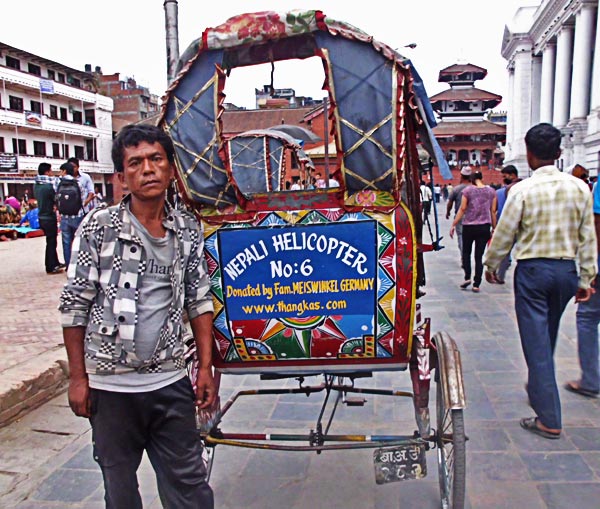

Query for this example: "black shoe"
[56,263,66,269]
[46,266,64,274]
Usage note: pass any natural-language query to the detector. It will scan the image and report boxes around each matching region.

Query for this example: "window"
[47,70,55,80]
[33,141,46,156]
[74,145,84,160]
[30,100,42,114]
[85,139,97,161]
[72,110,83,123]
[69,77,81,88]
[62,144,69,158]
[0,137,4,153]
[84,109,96,126]
[9,96,23,111]
[52,143,60,157]
[60,107,68,120]
[5,56,20,70]
[49,105,58,119]
[12,139,27,155]
[28,63,41,76]
[57,73,65,83]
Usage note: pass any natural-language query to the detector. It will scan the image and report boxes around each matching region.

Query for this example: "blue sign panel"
[218,221,377,320]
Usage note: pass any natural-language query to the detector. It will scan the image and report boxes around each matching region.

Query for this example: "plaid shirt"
[484,165,597,289]
[59,195,213,375]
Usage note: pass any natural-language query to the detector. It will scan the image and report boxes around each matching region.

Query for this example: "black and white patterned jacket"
[59,195,213,375]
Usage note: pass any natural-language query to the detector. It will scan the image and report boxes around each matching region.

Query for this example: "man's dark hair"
[60,162,76,177]
[501,164,518,176]
[111,124,175,172]
[38,162,51,175]
[525,123,562,160]
[67,157,80,167]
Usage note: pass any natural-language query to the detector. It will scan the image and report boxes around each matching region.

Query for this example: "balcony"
[0,153,113,175]
[0,66,113,111]
[0,107,103,138]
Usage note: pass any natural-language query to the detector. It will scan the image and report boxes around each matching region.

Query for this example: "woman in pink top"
[450,171,497,292]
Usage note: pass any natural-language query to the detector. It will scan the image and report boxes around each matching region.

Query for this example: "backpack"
[56,178,83,216]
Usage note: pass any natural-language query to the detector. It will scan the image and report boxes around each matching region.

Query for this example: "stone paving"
[1,214,600,508]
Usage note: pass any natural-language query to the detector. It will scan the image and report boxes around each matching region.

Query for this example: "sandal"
[519,417,561,439]
[459,280,471,289]
[564,380,599,399]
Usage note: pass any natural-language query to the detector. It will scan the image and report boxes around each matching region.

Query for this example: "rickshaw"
[160,10,466,508]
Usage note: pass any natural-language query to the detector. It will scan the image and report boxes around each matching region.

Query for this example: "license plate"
[373,444,427,484]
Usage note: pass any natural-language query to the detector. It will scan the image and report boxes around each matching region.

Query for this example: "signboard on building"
[24,111,42,127]
[39,79,55,94]
[0,153,18,172]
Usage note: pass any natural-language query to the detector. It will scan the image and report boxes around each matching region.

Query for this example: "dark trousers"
[90,377,214,509]
[514,259,578,430]
[39,216,60,272]
[461,223,491,286]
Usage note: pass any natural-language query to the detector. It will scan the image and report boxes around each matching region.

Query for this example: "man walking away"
[446,166,472,264]
[59,124,215,508]
[34,163,64,274]
[484,123,597,439]
[57,162,85,267]
[67,157,95,213]
[494,165,521,283]
[565,175,600,399]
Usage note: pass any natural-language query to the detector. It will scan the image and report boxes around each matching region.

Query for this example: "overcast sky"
[4,0,531,110]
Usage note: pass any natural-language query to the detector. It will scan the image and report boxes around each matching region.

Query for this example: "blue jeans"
[61,215,83,267]
[514,259,578,429]
[576,269,600,393]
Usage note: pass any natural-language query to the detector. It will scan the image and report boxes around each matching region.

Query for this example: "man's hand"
[449,226,455,238]
[195,367,216,409]
[575,287,594,303]
[68,376,91,418]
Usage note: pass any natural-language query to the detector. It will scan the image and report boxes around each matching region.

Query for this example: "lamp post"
[164,0,180,85]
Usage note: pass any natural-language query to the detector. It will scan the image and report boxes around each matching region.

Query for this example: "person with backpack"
[57,161,85,267]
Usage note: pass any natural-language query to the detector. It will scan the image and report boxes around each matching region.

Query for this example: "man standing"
[33,163,64,274]
[565,175,600,399]
[484,123,597,439]
[420,180,432,219]
[59,124,215,507]
[446,166,472,263]
[67,157,95,213]
[494,165,521,283]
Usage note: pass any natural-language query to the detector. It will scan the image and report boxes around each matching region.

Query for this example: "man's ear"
[555,148,562,160]
[116,172,125,186]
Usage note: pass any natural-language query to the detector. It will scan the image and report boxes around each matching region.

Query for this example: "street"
[0,213,599,508]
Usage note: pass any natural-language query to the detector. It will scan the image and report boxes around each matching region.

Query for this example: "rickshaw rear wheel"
[436,378,466,509]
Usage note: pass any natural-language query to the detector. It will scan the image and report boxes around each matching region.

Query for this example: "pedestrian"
[433,183,441,203]
[494,165,521,283]
[446,167,473,266]
[450,170,496,292]
[57,162,86,267]
[33,163,65,274]
[442,184,449,201]
[91,185,105,208]
[19,200,40,229]
[59,124,215,507]
[484,123,597,439]
[420,180,432,219]
[565,174,600,399]
[67,157,95,213]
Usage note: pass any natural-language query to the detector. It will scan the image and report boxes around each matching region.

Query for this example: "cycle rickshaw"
[160,10,466,508]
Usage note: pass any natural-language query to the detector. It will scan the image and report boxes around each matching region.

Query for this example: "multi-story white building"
[502,0,600,176]
[0,42,113,202]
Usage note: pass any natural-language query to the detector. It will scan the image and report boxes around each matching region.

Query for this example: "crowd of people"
[0,158,105,273]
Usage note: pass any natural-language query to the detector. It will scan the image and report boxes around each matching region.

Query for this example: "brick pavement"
[0,235,68,425]
[0,213,599,508]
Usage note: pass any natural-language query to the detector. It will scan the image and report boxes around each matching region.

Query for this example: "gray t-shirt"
[448,183,468,214]
[89,207,184,392]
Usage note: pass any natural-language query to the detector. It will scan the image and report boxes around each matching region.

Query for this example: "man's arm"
[484,191,523,274]
[446,191,455,219]
[577,192,598,290]
[63,326,91,417]
[190,312,215,409]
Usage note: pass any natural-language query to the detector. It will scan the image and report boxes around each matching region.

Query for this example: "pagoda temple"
[429,63,506,178]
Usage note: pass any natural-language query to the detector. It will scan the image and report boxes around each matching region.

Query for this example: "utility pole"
[164,0,180,85]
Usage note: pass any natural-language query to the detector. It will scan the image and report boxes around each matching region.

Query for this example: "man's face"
[118,141,174,201]
[72,164,80,177]
[503,173,517,185]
